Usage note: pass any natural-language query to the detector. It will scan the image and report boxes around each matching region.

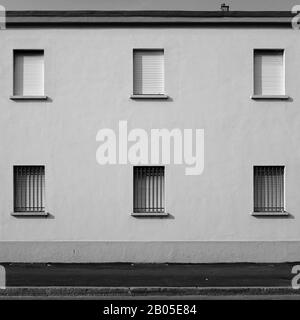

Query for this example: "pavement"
[1,263,300,298]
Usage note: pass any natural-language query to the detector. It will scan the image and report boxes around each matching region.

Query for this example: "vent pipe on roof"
[220,3,230,11]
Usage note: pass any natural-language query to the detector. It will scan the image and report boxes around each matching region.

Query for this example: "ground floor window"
[14,165,45,212]
[133,166,165,213]
[254,166,284,213]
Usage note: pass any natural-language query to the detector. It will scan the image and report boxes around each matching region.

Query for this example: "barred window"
[133,166,165,213]
[254,166,284,213]
[14,166,45,212]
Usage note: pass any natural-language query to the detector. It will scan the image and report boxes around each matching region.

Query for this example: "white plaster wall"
[0,26,300,261]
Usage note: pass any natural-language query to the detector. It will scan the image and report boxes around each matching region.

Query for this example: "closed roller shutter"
[133,49,165,95]
[14,50,44,96]
[254,50,284,95]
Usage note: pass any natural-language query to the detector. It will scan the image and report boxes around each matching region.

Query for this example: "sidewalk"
[1,263,300,298]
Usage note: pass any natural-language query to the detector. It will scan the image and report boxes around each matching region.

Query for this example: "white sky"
[0,0,297,11]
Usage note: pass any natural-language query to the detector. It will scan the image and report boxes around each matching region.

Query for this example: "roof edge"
[3,11,296,26]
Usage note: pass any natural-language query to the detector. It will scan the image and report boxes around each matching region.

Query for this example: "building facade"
[0,11,300,263]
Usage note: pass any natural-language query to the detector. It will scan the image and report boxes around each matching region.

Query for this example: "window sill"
[10,95,48,101]
[130,94,169,100]
[131,212,169,217]
[251,211,289,217]
[251,95,290,100]
[11,211,49,217]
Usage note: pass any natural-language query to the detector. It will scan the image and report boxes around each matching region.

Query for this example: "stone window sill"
[130,94,169,99]
[251,95,290,100]
[251,211,289,217]
[11,211,49,217]
[131,212,169,217]
[10,95,48,101]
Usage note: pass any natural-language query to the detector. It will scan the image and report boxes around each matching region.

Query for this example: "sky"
[0,0,298,11]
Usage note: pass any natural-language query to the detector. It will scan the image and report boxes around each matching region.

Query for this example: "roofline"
[3,11,296,26]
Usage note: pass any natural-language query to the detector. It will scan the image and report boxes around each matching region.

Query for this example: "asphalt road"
[1,262,298,288]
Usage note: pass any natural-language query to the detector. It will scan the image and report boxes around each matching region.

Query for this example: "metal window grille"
[14,166,45,212]
[133,166,165,213]
[254,166,284,213]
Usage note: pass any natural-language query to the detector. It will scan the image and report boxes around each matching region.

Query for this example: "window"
[253,49,284,96]
[133,166,165,214]
[13,50,44,96]
[14,166,45,213]
[133,49,165,95]
[253,166,284,213]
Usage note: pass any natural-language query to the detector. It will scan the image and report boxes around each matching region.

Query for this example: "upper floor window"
[253,49,285,97]
[132,49,165,97]
[13,50,44,97]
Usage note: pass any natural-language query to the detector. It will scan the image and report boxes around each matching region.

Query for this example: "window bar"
[136,167,139,212]
[276,167,278,212]
[132,168,138,210]
[269,167,272,211]
[161,167,164,212]
[255,167,257,211]
[268,166,270,211]
[23,167,26,211]
[33,167,35,211]
[148,167,150,213]
[258,166,260,211]
[40,168,43,211]
[26,167,29,211]
[37,168,39,211]
[141,167,144,212]
[256,167,259,212]
[254,167,257,211]
[30,167,32,211]
[279,166,281,211]
[143,167,146,212]
[263,166,265,211]
[18,167,20,211]
[254,167,256,211]
[266,166,269,211]
[280,166,282,211]
[133,168,136,212]
[28,167,31,211]
[13,168,16,211]
[278,167,280,211]
[157,167,159,212]
[142,167,144,212]
[159,168,161,212]
[272,166,274,211]
[141,167,143,212]
[152,167,155,212]
[138,167,141,212]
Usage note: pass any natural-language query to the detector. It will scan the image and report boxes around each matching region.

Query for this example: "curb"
[0,286,300,298]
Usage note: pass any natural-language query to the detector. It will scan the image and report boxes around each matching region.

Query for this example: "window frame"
[252,165,288,216]
[10,49,48,101]
[11,165,48,217]
[251,48,289,100]
[131,165,169,217]
[130,48,168,99]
